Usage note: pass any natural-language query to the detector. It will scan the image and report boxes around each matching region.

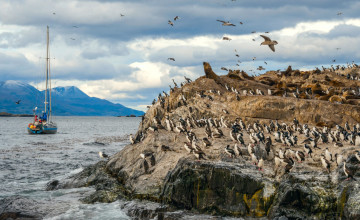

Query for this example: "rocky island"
[0,112,32,117]
[45,62,360,219]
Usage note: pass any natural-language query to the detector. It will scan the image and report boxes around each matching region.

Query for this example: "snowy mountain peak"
[1,80,33,89]
[52,86,88,98]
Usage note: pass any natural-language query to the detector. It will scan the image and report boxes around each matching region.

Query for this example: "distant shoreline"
[0,112,33,117]
[0,112,143,117]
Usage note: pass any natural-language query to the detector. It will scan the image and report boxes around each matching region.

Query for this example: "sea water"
[0,116,141,219]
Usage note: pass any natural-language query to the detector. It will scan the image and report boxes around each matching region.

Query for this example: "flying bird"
[260,35,278,52]
[168,20,174,26]
[72,26,79,28]
[174,16,180,21]
[70,38,76,40]
[216,20,236,26]
[222,36,232,41]
[15,100,21,104]
[239,22,243,25]
[221,67,228,71]
[337,12,343,16]
[120,14,125,17]
[168,57,175,61]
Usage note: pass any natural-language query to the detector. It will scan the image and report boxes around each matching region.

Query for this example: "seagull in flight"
[216,20,236,26]
[174,16,180,21]
[120,13,125,17]
[168,57,175,61]
[70,38,76,40]
[15,100,21,104]
[221,67,228,71]
[168,20,174,26]
[260,35,278,52]
[337,12,343,16]
[222,36,231,41]
[72,26,79,28]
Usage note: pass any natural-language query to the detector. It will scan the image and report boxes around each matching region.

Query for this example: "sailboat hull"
[27,123,57,134]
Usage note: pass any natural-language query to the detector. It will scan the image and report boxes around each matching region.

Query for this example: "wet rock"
[118,199,247,220]
[45,161,125,204]
[161,159,275,217]
[269,173,337,219]
[0,196,69,219]
[45,179,59,191]
[46,161,108,190]
[0,196,43,219]
[339,183,360,219]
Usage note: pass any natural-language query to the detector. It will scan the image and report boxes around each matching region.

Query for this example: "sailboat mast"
[45,26,49,116]
[48,27,52,122]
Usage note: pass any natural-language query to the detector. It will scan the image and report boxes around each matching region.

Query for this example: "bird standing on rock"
[129,134,135,144]
[250,153,258,165]
[202,137,212,147]
[184,142,194,153]
[321,154,331,173]
[335,153,344,167]
[257,158,264,171]
[234,144,243,157]
[354,150,360,163]
[284,157,295,173]
[343,161,355,181]
[98,151,108,159]
[325,148,333,162]
[225,145,236,158]
[304,144,313,158]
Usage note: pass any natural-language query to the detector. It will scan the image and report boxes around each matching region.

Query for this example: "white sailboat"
[28,26,57,134]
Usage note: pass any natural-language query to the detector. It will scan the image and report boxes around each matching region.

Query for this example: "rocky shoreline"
[43,63,360,219]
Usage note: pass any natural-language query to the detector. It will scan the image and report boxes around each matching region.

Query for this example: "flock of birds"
[166,15,278,64]
[134,111,360,179]
[120,72,360,180]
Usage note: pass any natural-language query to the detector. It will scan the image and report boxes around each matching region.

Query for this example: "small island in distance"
[0,112,32,117]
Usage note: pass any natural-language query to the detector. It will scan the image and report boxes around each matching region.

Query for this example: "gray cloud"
[0,52,38,81]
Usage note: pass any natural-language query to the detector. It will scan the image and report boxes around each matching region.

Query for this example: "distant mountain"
[0,80,144,116]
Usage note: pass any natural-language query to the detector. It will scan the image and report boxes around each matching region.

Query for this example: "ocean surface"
[0,116,141,219]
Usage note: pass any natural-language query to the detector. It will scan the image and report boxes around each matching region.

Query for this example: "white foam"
[45,201,130,220]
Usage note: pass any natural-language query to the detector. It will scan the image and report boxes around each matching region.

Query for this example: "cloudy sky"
[1,0,360,111]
